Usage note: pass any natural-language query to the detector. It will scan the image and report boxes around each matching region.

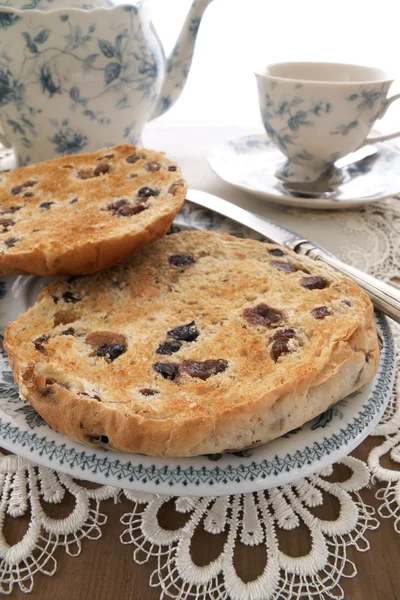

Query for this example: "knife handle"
[293,241,400,324]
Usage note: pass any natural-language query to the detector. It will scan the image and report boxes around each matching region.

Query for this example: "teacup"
[255,62,400,182]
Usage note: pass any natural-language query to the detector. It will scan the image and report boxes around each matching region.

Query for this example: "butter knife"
[186,189,400,324]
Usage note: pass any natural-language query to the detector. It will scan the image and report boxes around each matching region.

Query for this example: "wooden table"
[4,436,399,600]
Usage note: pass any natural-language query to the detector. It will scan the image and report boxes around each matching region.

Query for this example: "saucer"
[207,134,400,209]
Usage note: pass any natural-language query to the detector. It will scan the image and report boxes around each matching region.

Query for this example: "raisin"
[39,201,54,210]
[138,186,158,198]
[168,182,182,196]
[85,331,126,361]
[11,180,35,195]
[167,321,199,342]
[1,206,22,215]
[342,299,352,307]
[86,434,109,444]
[86,331,126,348]
[4,237,19,248]
[126,153,143,164]
[270,261,297,273]
[97,343,126,361]
[62,291,81,303]
[94,163,110,176]
[61,327,75,335]
[269,329,295,361]
[70,198,78,204]
[311,306,331,319]
[268,248,285,257]
[154,362,179,380]
[140,388,159,396]
[23,192,34,198]
[145,162,160,172]
[79,392,101,401]
[168,165,177,172]
[0,219,14,232]
[33,334,50,352]
[244,303,283,327]
[117,204,147,216]
[181,359,228,380]
[156,341,182,355]
[108,199,128,211]
[168,254,196,267]
[40,387,55,397]
[53,311,76,326]
[365,353,370,363]
[301,276,329,290]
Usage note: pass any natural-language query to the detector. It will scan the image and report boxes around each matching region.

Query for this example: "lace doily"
[289,198,400,536]
[0,199,399,599]
[120,460,378,600]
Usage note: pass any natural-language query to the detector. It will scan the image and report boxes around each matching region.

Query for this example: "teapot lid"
[0,0,140,10]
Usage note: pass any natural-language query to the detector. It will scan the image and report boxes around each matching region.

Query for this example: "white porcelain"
[208,134,400,209]
[0,201,395,497]
[255,61,400,183]
[0,0,213,165]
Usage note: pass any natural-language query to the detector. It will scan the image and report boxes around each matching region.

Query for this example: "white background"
[147,0,400,132]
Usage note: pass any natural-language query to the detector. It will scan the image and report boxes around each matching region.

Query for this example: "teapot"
[0,0,213,165]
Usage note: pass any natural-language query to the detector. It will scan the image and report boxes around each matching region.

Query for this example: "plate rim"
[0,207,395,496]
[207,133,400,209]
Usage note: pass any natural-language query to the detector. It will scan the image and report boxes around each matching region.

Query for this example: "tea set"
[0,0,400,208]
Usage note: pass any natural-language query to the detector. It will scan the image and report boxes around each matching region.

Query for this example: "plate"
[0,202,395,496]
[207,134,400,209]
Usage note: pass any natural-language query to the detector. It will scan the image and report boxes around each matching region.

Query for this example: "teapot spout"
[152,0,213,119]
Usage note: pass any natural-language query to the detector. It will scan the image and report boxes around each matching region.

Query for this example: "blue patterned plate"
[208,134,400,209]
[0,202,395,496]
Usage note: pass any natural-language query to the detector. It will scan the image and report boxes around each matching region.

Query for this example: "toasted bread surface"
[0,144,186,276]
[4,230,379,456]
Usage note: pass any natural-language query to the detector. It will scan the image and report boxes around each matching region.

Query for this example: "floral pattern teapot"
[0,0,213,165]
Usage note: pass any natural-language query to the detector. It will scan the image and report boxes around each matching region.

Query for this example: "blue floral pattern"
[0,10,19,27]
[256,75,393,182]
[330,85,388,136]
[260,94,331,158]
[0,1,213,164]
[346,86,387,113]
[0,6,164,163]
[48,119,89,155]
[0,0,112,9]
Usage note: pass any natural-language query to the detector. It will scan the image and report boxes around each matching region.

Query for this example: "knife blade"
[186,188,301,247]
[186,189,400,324]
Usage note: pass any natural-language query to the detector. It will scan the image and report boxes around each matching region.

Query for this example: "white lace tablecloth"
[0,123,399,599]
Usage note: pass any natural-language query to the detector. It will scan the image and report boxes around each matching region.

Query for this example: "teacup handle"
[359,93,400,147]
